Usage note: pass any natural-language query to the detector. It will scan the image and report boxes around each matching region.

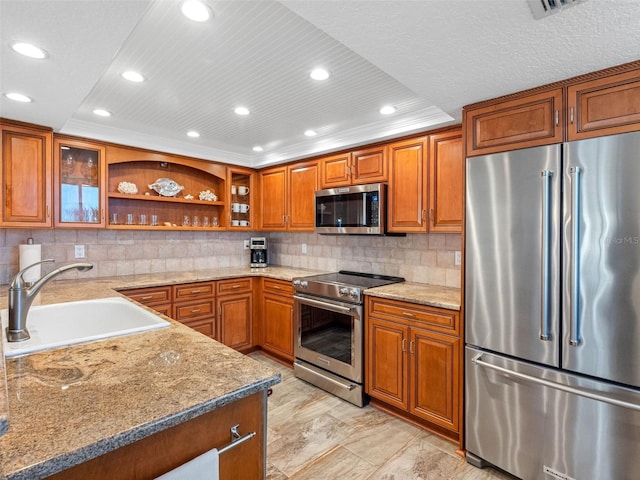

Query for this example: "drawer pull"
[273,285,281,289]
[189,289,201,294]
[402,311,415,317]
[141,295,153,300]
[231,284,240,289]
[191,308,201,313]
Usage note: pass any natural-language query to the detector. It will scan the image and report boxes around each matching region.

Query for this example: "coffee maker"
[250,237,268,267]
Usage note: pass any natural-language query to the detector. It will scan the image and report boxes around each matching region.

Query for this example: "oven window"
[300,303,352,364]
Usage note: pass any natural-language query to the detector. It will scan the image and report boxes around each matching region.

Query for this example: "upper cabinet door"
[54,137,106,228]
[320,152,351,188]
[1,122,52,227]
[351,145,387,185]
[259,166,287,230]
[287,160,318,231]
[428,130,463,233]
[567,69,640,141]
[388,137,428,233]
[465,88,564,157]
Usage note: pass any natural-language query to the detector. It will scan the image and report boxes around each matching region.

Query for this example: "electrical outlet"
[454,251,462,266]
[243,239,250,250]
[301,243,307,254]
[75,245,86,259]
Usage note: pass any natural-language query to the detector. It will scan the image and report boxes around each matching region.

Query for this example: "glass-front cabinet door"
[54,137,106,227]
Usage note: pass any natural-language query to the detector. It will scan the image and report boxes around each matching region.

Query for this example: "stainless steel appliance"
[465,131,640,480]
[292,271,404,406]
[249,237,267,267]
[315,183,386,235]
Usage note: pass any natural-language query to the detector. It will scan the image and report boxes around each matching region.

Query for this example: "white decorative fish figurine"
[148,178,184,197]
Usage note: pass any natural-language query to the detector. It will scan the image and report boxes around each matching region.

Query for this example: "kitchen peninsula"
[0,266,319,480]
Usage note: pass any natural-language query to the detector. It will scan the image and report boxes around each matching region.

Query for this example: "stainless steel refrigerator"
[465,130,640,480]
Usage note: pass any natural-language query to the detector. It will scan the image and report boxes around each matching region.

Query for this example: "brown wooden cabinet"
[119,285,172,315]
[567,69,640,140]
[319,146,387,188]
[106,144,227,230]
[173,282,217,339]
[259,160,318,231]
[465,89,564,157]
[428,130,463,232]
[388,129,463,234]
[387,136,428,233]
[217,278,253,352]
[260,278,295,362]
[366,296,461,441]
[0,119,52,227]
[49,391,266,480]
[465,62,640,155]
[54,135,107,228]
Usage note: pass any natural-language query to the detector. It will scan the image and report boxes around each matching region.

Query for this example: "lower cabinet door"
[183,318,216,339]
[409,327,460,432]
[261,293,294,360]
[366,317,409,410]
[218,293,252,350]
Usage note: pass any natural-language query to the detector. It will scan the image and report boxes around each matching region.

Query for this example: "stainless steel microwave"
[315,183,386,235]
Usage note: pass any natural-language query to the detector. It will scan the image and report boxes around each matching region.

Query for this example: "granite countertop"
[0,265,322,480]
[364,281,461,311]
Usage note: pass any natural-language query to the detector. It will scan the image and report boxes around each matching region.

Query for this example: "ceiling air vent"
[528,0,587,20]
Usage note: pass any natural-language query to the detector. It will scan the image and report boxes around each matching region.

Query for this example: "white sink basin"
[1,297,170,358]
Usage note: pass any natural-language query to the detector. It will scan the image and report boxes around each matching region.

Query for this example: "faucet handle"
[10,259,55,289]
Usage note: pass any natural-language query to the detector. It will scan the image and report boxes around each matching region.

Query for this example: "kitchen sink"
[1,297,170,358]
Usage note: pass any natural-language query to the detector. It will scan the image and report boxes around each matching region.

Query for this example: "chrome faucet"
[6,259,93,342]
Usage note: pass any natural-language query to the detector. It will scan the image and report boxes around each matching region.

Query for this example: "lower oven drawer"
[294,360,365,407]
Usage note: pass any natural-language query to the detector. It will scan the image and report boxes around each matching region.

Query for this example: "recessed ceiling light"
[4,92,32,103]
[181,0,213,22]
[304,130,317,137]
[234,106,250,116]
[379,105,396,115]
[310,68,330,81]
[187,131,200,138]
[252,146,263,152]
[122,71,145,82]
[11,42,47,59]
[93,109,111,117]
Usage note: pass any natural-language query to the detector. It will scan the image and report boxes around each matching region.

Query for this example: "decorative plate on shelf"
[148,178,184,197]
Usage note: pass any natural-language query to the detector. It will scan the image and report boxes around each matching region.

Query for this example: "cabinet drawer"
[367,297,459,335]
[181,318,216,339]
[122,286,172,306]
[217,277,252,295]
[262,278,294,296]
[174,300,215,321]
[173,282,215,301]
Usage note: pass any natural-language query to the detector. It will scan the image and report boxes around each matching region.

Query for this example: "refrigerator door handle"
[569,166,582,346]
[540,170,553,341]
[472,353,640,412]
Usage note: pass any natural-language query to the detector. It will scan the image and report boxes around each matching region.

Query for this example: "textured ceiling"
[1,0,639,167]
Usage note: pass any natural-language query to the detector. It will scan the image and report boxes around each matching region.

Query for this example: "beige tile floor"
[251,354,516,480]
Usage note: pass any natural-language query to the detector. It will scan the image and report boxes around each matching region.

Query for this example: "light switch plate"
[301,243,307,254]
[454,251,462,266]
[243,239,250,250]
[75,245,86,259]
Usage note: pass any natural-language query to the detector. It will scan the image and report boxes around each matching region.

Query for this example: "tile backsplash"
[0,229,461,288]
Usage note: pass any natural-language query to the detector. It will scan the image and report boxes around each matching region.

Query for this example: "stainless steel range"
[292,271,404,406]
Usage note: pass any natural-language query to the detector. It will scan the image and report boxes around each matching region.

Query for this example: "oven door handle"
[293,295,357,315]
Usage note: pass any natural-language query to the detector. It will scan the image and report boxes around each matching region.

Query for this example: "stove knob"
[292,279,301,287]
[339,287,350,297]
[349,289,359,299]
[300,280,308,289]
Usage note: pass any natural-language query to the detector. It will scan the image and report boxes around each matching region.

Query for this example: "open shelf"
[108,192,224,206]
